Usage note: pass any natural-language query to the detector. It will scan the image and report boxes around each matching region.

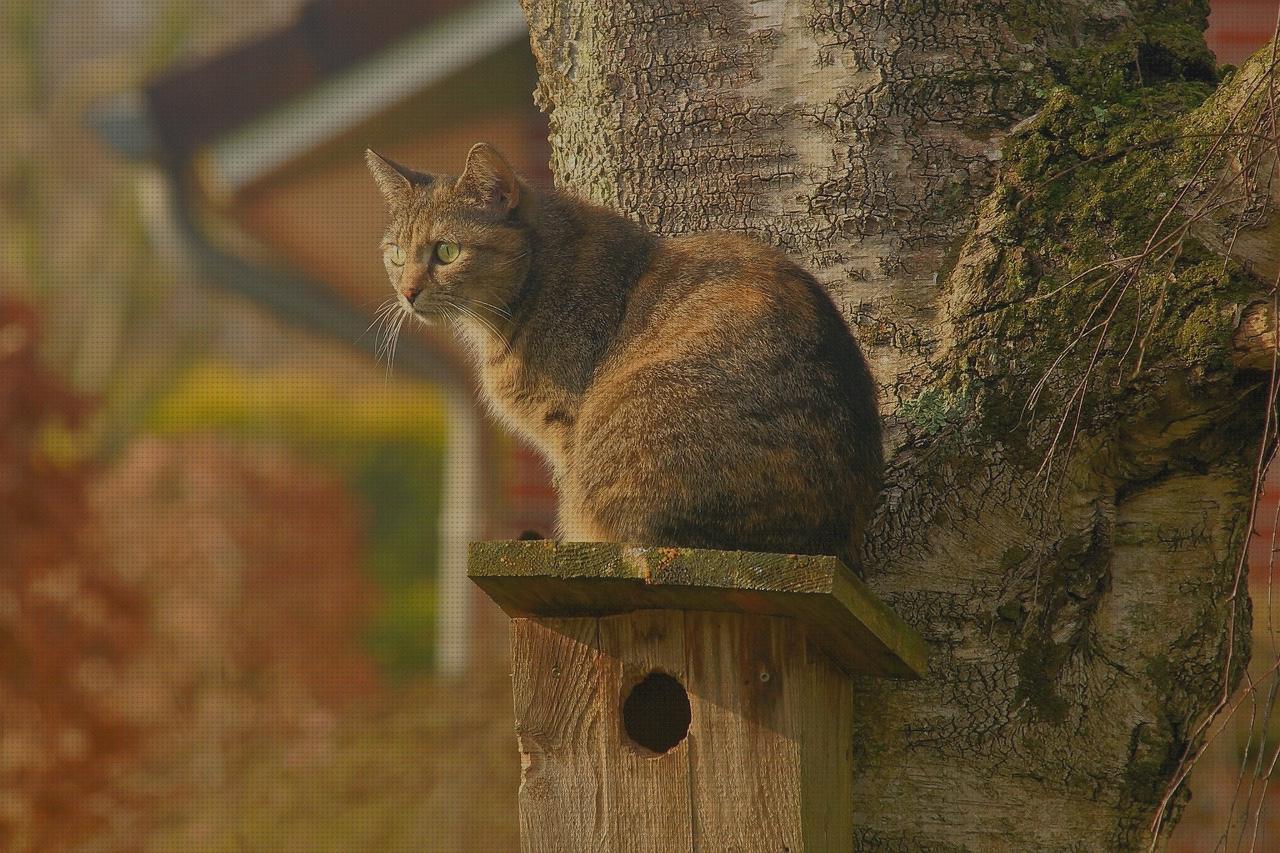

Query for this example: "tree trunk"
[518,0,1279,848]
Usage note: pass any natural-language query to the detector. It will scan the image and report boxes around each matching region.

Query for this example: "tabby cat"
[367,143,883,570]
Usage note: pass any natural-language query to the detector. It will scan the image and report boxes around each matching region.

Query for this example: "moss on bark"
[947,37,1275,440]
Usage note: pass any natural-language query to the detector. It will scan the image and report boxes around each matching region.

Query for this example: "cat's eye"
[435,241,461,264]
[384,245,406,267]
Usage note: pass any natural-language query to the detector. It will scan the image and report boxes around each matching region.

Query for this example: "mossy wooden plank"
[469,540,928,679]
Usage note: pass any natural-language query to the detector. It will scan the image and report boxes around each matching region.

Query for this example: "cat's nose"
[400,280,425,305]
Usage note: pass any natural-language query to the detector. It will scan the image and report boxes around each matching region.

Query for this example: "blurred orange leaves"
[1,296,381,852]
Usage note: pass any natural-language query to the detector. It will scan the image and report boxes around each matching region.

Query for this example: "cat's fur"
[367,143,883,569]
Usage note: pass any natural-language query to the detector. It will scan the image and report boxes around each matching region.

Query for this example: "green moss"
[899,386,971,436]
[949,42,1257,437]
[903,1,1268,824]
[1000,545,1032,571]
[1122,716,1182,805]
[958,0,1236,422]
[1015,633,1070,724]
[1144,653,1173,688]
[1139,21,1218,83]
[1002,0,1044,44]
[1008,533,1113,725]
[1170,293,1233,371]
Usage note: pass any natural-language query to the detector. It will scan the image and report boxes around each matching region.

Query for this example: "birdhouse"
[468,540,928,853]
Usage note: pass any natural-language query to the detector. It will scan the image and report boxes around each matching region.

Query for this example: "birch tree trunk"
[517,0,1280,847]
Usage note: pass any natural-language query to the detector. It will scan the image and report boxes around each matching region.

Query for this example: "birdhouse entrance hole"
[622,670,691,754]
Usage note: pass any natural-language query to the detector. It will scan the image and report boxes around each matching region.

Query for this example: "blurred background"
[0,1,1275,851]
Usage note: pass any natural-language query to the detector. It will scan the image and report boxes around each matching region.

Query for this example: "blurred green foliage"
[150,360,448,677]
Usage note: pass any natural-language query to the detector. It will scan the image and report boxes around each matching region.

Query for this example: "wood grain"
[597,610,694,852]
[511,617,607,853]
[797,635,855,850]
[685,612,805,852]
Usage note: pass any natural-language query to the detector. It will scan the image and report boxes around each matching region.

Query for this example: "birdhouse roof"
[469,540,928,679]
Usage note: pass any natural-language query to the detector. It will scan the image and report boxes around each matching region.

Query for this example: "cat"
[367,143,883,571]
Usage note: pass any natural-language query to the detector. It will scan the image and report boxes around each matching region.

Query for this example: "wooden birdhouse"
[468,540,928,853]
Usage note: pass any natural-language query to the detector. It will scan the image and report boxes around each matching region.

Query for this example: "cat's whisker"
[373,313,389,361]
[379,313,397,381]
[439,303,465,333]
[378,307,396,353]
[448,298,508,345]
[463,296,512,319]
[471,310,505,342]
[442,296,501,344]
[360,299,398,344]
[396,310,409,359]
[385,309,408,380]
[375,303,404,374]
[491,252,529,271]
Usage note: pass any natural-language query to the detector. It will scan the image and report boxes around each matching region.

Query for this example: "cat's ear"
[455,143,521,214]
[365,149,418,206]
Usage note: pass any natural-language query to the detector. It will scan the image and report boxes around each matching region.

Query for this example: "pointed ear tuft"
[366,149,419,205]
[455,142,521,213]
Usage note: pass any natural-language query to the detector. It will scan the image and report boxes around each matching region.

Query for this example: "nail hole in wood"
[622,671,690,755]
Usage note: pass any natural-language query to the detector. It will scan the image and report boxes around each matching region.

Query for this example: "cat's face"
[367,144,531,334]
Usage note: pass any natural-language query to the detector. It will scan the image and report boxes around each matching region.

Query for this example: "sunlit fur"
[368,144,883,570]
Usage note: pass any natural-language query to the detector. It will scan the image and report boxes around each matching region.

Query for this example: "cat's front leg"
[555,487,612,543]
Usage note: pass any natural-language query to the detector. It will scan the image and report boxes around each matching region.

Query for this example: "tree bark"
[518,0,1279,848]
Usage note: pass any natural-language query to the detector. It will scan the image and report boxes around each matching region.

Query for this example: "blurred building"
[1207,0,1279,65]
[91,0,558,674]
